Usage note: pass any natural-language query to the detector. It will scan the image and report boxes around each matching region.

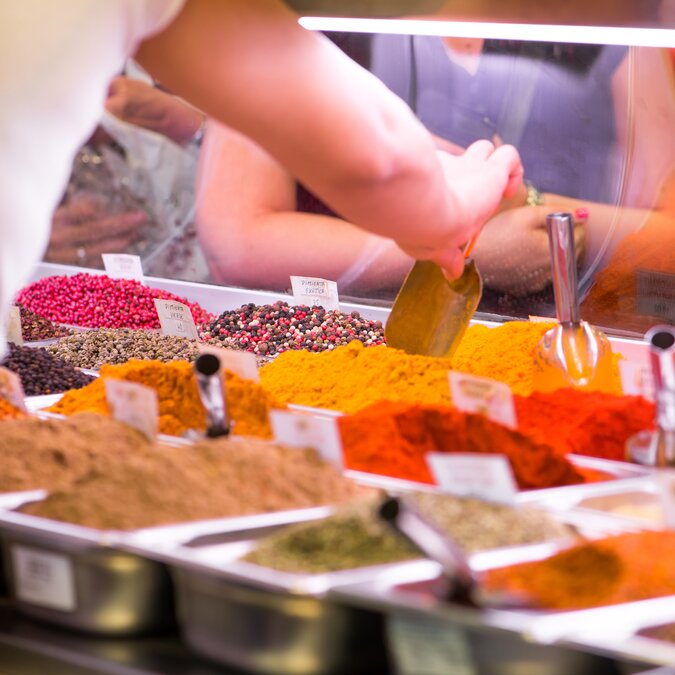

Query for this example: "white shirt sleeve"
[0,0,184,357]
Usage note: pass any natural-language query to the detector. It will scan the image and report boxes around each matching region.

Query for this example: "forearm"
[136,0,460,251]
[197,210,412,294]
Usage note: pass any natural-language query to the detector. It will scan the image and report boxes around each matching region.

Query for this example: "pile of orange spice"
[49,359,281,438]
[483,531,675,610]
[0,399,25,421]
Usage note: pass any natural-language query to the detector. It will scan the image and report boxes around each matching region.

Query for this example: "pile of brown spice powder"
[21,437,373,530]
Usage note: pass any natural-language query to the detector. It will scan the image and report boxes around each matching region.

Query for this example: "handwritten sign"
[0,366,26,410]
[105,379,158,439]
[12,546,76,612]
[637,268,675,322]
[270,409,343,469]
[426,453,518,503]
[198,344,259,382]
[5,306,23,345]
[449,371,516,429]
[290,276,340,311]
[102,254,145,282]
[154,299,199,340]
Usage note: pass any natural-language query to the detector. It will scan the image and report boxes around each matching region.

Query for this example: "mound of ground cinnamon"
[49,359,281,438]
[0,413,150,492]
[21,437,373,530]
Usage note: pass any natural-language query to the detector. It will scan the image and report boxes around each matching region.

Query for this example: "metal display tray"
[0,487,333,638]
[114,498,653,675]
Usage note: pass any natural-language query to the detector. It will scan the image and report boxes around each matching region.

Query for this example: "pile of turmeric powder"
[0,399,26,421]
[49,359,281,438]
[260,321,623,413]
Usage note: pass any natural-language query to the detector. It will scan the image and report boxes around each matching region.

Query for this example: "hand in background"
[45,195,147,267]
[472,204,586,295]
[105,76,204,146]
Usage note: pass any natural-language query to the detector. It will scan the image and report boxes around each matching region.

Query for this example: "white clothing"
[0,0,184,356]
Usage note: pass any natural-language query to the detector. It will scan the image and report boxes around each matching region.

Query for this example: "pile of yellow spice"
[49,359,281,438]
[260,321,622,413]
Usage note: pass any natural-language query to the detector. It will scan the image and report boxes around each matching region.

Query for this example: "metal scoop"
[194,353,231,438]
[379,496,533,609]
[385,238,481,358]
[627,326,675,466]
[533,213,614,392]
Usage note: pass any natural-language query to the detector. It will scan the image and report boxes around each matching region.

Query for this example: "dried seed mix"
[200,301,385,355]
[18,305,72,341]
[2,343,94,396]
[48,329,199,369]
[16,273,212,329]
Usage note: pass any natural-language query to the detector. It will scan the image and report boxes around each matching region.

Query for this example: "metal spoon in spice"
[379,496,534,609]
[194,353,230,438]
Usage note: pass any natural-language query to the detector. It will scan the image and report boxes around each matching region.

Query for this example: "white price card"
[656,472,675,528]
[387,614,477,675]
[0,366,26,411]
[618,360,654,401]
[105,379,159,439]
[154,298,199,341]
[6,306,23,345]
[102,253,145,282]
[198,344,259,382]
[270,409,344,469]
[290,276,340,311]
[12,545,76,612]
[426,453,518,504]
[449,371,517,429]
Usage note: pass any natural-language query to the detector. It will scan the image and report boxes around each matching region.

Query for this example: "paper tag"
[290,276,340,311]
[387,614,477,675]
[618,360,654,401]
[426,453,518,503]
[102,253,145,282]
[637,268,675,321]
[270,409,343,468]
[528,315,555,324]
[198,344,259,382]
[12,545,76,612]
[0,366,26,410]
[6,306,23,345]
[449,371,517,429]
[154,299,199,340]
[105,379,159,439]
[656,472,675,528]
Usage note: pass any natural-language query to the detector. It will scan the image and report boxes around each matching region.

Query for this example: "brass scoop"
[533,213,614,392]
[385,237,481,358]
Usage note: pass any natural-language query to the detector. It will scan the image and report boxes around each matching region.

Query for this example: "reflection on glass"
[43,37,675,337]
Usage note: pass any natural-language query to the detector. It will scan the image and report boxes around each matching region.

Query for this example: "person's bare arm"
[135,0,522,279]
[196,122,412,293]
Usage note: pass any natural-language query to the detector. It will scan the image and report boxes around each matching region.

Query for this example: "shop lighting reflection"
[299,17,675,48]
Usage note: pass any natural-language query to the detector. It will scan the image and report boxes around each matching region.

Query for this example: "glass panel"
[42,36,675,337]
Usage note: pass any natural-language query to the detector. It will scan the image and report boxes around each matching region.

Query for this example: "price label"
[102,254,145,282]
[290,276,340,311]
[154,299,199,340]
[198,344,259,382]
[0,366,26,411]
[387,614,477,675]
[6,306,23,345]
[637,268,675,322]
[270,409,343,469]
[449,371,516,429]
[12,545,76,612]
[105,379,159,439]
[618,360,654,401]
[426,453,518,504]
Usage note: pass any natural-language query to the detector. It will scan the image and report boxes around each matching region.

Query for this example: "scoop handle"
[547,213,580,324]
[379,496,476,605]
